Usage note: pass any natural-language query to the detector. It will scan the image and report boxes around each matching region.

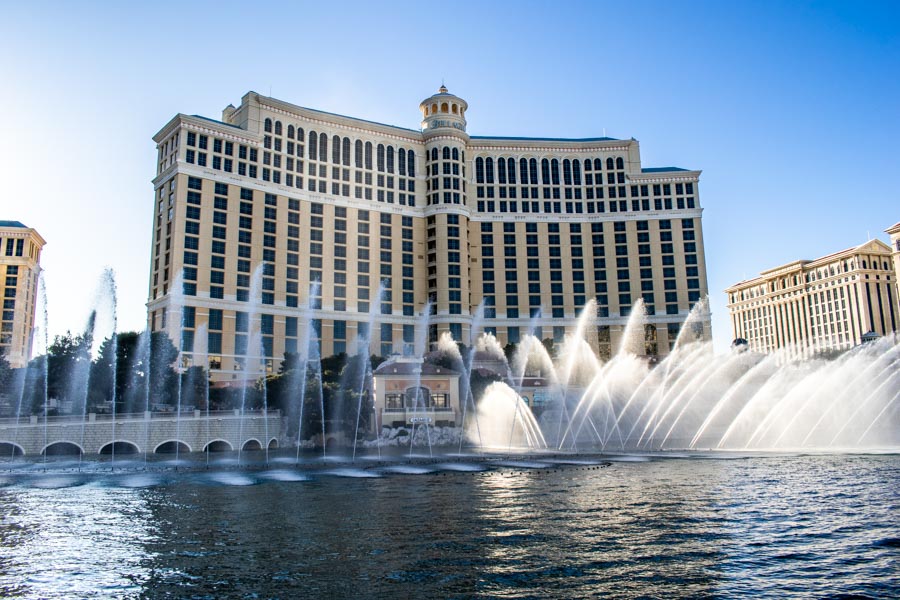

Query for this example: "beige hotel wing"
[726,237,898,355]
[147,87,711,381]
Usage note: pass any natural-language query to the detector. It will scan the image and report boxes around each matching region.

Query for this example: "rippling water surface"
[0,453,897,598]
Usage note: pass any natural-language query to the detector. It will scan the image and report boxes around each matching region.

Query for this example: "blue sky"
[1,0,897,353]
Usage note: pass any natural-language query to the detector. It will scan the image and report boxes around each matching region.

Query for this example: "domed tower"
[419,85,468,135]
[418,86,472,347]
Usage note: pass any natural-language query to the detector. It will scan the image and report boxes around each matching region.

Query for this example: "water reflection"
[0,487,155,598]
[0,455,896,598]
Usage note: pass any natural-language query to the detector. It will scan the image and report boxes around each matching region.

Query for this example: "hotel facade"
[148,88,710,381]
[725,237,898,355]
[0,221,45,369]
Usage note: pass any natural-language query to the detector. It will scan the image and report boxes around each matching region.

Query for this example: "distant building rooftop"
[469,135,619,142]
[641,167,689,173]
[374,359,459,377]
[190,114,244,130]
[0,221,28,228]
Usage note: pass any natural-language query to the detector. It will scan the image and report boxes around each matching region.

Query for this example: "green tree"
[503,343,518,365]
[87,335,117,412]
[180,365,209,410]
[541,338,557,359]
[46,331,92,414]
[148,331,179,408]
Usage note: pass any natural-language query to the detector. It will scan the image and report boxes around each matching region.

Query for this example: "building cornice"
[629,170,701,183]
[0,227,46,248]
[152,114,259,145]
[468,208,703,223]
[256,95,425,145]
[468,139,633,153]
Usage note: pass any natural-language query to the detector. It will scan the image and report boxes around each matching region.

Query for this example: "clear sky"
[1,0,897,353]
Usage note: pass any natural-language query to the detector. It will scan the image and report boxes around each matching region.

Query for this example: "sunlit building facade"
[887,222,900,306]
[148,87,710,382]
[725,238,897,355]
[0,221,45,368]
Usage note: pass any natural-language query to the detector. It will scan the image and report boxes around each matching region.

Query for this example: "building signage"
[429,120,465,131]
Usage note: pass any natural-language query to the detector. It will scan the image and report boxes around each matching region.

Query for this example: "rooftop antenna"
[603,127,607,137]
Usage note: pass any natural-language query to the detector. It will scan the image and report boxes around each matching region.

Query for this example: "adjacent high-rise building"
[887,222,900,303]
[0,221,45,368]
[725,237,897,355]
[148,87,710,382]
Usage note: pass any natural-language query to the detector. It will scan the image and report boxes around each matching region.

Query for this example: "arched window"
[332,135,341,164]
[475,157,485,183]
[443,146,451,160]
[431,147,438,161]
[386,146,394,173]
[264,118,272,133]
[452,147,459,161]
[296,127,304,141]
[287,125,295,138]
[520,158,528,184]
[452,104,458,114]
[606,157,614,170]
[441,102,449,112]
[398,148,406,175]
[541,159,550,184]
[563,159,572,185]
[594,158,602,171]
[485,157,494,184]
[408,152,415,177]
[319,133,327,162]
[584,159,592,171]
[508,158,516,184]
[355,140,363,168]
[551,159,560,185]
[274,121,282,136]
[431,102,437,114]
[498,158,507,184]
[573,160,581,185]
[309,131,318,160]
[342,137,351,166]
[616,157,624,170]
[377,144,385,172]
[365,142,373,169]
[530,158,538,184]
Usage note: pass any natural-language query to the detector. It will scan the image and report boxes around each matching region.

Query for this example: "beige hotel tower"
[148,88,710,381]
[726,236,898,355]
[0,221,45,369]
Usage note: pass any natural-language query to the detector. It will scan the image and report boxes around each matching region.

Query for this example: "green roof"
[470,135,619,142]
[190,115,244,129]
[641,167,689,173]
[0,220,27,228]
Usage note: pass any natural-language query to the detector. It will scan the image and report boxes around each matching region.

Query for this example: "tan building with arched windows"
[0,221,45,369]
[726,238,898,355]
[148,87,710,382]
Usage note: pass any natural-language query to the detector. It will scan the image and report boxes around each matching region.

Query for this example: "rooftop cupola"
[419,85,468,138]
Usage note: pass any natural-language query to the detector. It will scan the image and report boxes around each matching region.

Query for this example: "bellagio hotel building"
[148,87,710,381]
